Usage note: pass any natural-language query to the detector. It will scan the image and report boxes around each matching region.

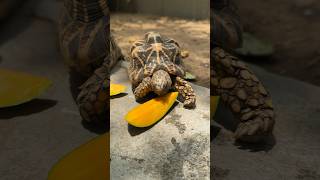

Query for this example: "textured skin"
[59,0,122,124]
[133,76,152,99]
[174,77,196,109]
[129,32,196,108]
[212,0,275,142]
[211,48,275,142]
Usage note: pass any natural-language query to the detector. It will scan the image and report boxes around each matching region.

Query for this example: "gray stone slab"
[110,62,210,179]
[212,63,320,180]
[0,3,98,180]
[1,1,320,179]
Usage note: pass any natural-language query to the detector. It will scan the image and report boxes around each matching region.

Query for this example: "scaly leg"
[76,35,122,125]
[174,77,196,109]
[133,77,152,100]
[211,48,275,142]
[77,63,109,125]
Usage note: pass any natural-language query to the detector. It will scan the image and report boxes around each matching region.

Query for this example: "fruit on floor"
[48,133,109,180]
[0,69,52,108]
[125,92,178,127]
[110,83,126,96]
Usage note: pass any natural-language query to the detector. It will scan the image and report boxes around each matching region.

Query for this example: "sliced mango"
[110,83,126,96]
[125,92,178,127]
[48,133,109,180]
[211,96,220,117]
[0,69,52,108]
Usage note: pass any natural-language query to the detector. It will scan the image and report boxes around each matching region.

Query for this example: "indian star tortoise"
[128,32,196,109]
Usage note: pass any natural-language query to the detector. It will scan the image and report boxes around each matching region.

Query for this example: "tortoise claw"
[183,99,196,109]
[235,115,275,143]
[174,77,196,109]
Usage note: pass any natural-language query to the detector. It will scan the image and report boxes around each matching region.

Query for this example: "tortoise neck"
[65,0,108,23]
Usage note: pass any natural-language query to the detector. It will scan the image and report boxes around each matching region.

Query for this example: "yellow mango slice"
[211,96,220,117]
[48,133,109,180]
[125,92,178,127]
[0,69,52,108]
[110,83,126,96]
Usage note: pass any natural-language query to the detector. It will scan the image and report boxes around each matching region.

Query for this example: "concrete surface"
[110,62,210,179]
[0,1,99,180]
[1,0,320,180]
[212,64,320,180]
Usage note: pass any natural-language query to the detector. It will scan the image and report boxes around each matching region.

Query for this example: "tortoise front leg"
[133,77,152,100]
[211,48,275,142]
[77,63,109,125]
[174,77,196,109]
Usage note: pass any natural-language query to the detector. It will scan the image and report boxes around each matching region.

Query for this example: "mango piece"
[48,133,109,180]
[110,83,126,96]
[0,69,52,108]
[211,96,220,118]
[125,92,178,127]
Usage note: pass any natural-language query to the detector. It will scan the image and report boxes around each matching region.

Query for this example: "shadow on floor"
[0,98,57,119]
[110,93,128,99]
[234,133,276,152]
[81,120,109,135]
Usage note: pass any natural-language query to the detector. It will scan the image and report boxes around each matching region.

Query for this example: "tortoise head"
[151,70,172,96]
[145,31,163,44]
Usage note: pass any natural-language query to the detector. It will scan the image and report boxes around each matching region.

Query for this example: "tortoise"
[57,0,274,143]
[58,0,122,125]
[128,32,196,108]
[211,0,275,142]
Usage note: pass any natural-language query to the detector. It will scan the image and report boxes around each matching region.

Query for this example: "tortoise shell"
[129,32,185,87]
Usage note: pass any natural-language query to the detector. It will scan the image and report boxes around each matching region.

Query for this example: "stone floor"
[212,64,320,180]
[0,1,98,179]
[0,0,319,180]
[110,63,210,179]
